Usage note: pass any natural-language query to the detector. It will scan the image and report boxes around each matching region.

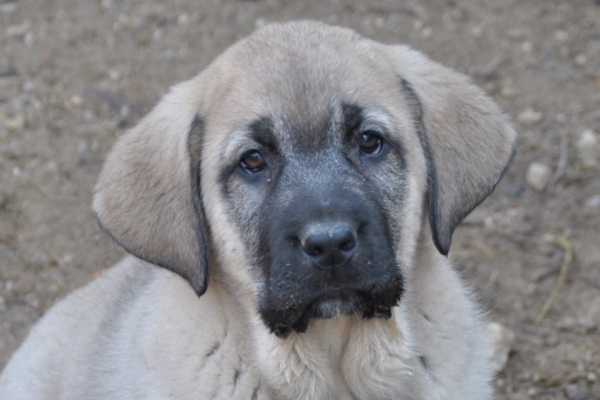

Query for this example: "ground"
[1,0,599,398]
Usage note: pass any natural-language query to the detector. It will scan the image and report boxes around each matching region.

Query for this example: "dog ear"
[93,80,210,296]
[386,45,516,255]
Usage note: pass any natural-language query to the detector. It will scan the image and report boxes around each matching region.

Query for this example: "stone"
[521,41,533,53]
[6,24,28,37]
[485,321,515,374]
[5,114,25,132]
[526,162,552,192]
[555,30,569,42]
[574,54,587,66]
[518,109,543,124]
[576,130,598,169]
[64,95,83,110]
[565,382,590,400]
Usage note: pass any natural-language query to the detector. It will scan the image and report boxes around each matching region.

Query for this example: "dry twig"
[545,130,569,194]
[535,234,574,324]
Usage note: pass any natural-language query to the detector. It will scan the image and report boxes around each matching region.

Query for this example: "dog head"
[93,21,516,338]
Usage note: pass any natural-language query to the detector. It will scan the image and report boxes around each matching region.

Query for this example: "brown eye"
[359,131,383,155]
[240,150,266,174]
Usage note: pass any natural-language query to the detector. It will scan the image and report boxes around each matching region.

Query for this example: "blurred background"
[1,0,599,398]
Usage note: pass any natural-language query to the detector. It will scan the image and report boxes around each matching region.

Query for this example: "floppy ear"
[93,81,210,296]
[387,45,516,255]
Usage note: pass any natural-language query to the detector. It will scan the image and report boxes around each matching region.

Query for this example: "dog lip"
[318,285,354,299]
[263,281,402,338]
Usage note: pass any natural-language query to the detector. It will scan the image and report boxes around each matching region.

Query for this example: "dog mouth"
[259,278,403,339]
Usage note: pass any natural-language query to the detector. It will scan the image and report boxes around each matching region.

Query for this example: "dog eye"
[359,131,383,155]
[239,150,266,174]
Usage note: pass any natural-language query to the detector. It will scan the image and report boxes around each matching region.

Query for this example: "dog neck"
[248,307,414,399]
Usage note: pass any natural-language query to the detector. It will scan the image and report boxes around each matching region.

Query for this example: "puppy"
[0,21,515,399]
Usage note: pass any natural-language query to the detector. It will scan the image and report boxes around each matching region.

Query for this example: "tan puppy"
[0,21,516,399]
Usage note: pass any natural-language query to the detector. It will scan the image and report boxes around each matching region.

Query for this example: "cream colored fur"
[0,21,515,399]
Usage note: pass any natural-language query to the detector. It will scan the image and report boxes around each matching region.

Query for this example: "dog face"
[93,22,515,338]
[214,105,408,337]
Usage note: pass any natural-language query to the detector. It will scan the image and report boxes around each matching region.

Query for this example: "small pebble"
[6,24,28,37]
[91,270,104,280]
[24,33,34,46]
[64,95,83,110]
[505,184,521,198]
[5,114,25,132]
[518,109,543,125]
[557,316,577,331]
[177,13,190,26]
[373,17,385,29]
[118,13,130,26]
[521,41,533,52]
[471,25,484,37]
[108,69,120,81]
[485,321,515,374]
[421,27,433,38]
[60,254,73,267]
[0,63,17,77]
[76,140,88,157]
[585,195,600,208]
[526,162,551,192]
[501,85,516,97]
[255,18,267,29]
[22,80,35,91]
[554,30,569,42]
[578,130,598,149]
[0,3,18,13]
[565,383,589,400]
[574,54,587,66]
[577,130,598,169]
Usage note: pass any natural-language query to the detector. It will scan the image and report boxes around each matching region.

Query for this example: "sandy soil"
[1,0,599,398]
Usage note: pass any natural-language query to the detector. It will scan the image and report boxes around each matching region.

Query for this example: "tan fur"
[0,21,515,399]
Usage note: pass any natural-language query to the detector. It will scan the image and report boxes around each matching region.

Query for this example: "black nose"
[300,221,357,268]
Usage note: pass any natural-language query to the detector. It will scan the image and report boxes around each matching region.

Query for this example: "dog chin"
[265,291,398,339]
[309,297,394,322]
[311,298,359,319]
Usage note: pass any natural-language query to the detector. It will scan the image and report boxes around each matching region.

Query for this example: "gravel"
[1,1,600,399]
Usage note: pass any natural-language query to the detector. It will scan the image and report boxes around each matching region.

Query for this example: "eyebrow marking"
[342,103,364,136]
[249,117,277,150]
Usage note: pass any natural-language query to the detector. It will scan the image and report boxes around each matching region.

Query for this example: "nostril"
[305,243,324,257]
[337,228,357,252]
[287,236,301,247]
[303,234,326,257]
[340,238,356,252]
[299,221,358,265]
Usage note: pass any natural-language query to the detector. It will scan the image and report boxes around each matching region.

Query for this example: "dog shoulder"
[0,257,261,399]
[0,257,152,397]
[402,234,493,399]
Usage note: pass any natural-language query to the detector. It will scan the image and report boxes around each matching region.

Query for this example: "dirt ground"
[1,0,599,398]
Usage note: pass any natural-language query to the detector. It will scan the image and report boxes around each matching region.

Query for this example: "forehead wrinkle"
[360,107,397,133]
[259,92,334,156]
